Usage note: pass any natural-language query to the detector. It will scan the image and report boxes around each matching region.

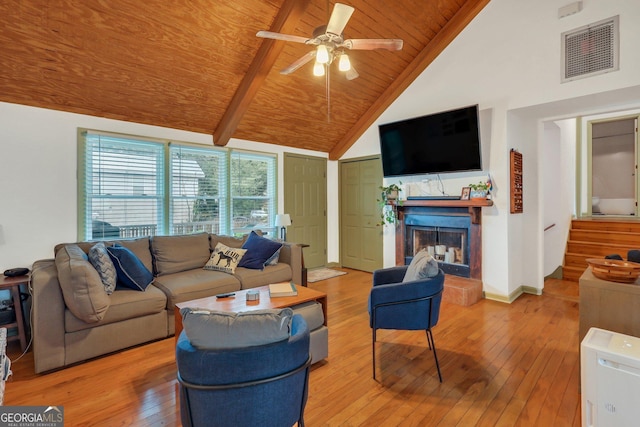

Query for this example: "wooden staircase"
[563,218,640,281]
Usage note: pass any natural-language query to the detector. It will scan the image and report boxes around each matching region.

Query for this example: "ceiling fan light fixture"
[316,44,330,64]
[313,61,325,77]
[338,53,351,72]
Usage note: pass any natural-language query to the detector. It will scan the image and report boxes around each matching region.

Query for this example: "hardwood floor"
[4,270,581,426]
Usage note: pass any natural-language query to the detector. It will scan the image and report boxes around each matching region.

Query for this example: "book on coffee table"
[269,281,298,297]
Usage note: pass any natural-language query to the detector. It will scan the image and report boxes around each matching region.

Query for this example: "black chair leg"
[372,328,377,380]
[426,329,443,383]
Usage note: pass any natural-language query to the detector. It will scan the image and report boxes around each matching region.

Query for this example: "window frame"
[78,129,278,240]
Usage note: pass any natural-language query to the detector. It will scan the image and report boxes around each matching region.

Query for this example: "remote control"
[216,292,236,299]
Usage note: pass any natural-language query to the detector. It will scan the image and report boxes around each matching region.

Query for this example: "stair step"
[569,229,640,245]
[571,219,640,232]
[566,241,639,257]
[562,266,585,282]
[564,253,592,269]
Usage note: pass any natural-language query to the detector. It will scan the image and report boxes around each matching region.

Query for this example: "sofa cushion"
[403,249,439,282]
[204,243,247,274]
[210,234,247,250]
[238,231,283,270]
[151,233,210,276]
[233,264,293,289]
[180,307,293,349]
[88,242,117,294]
[56,244,111,323]
[153,269,241,309]
[65,284,167,332]
[107,244,154,291]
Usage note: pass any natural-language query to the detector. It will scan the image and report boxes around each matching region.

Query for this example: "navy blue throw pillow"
[106,244,153,291]
[238,231,283,270]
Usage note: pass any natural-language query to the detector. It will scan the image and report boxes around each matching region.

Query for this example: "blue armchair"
[176,314,311,427]
[368,265,445,382]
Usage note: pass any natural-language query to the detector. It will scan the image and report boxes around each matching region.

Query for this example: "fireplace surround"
[395,199,492,280]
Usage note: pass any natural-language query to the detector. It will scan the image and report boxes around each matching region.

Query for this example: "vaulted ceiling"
[0,0,489,159]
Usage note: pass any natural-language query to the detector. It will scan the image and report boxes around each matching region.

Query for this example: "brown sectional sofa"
[30,232,305,373]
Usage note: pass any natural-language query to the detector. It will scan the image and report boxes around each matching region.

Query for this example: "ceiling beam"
[213,0,311,146]
[328,0,491,160]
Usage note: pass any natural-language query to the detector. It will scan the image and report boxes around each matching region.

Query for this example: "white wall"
[343,0,640,300]
[542,119,575,277]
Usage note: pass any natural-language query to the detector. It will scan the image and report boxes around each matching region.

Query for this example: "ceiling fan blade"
[326,3,354,36]
[344,39,404,51]
[345,66,359,81]
[280,51,317,75]
[256,30,309,44]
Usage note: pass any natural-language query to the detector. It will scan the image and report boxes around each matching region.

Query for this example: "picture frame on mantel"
[460,187,471,201]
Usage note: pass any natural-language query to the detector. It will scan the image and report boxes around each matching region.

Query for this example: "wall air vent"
[561,16,619,83]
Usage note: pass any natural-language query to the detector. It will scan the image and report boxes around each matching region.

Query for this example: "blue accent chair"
[368,266,445,382]
[176,314,311,427]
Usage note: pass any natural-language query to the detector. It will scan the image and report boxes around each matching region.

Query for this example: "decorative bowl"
[586,258,640,283]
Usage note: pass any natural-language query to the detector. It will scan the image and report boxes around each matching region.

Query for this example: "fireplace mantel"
[394,199,493,224]
[394,199,493,279]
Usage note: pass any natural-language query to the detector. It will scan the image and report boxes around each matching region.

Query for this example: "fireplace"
[404,212,471,277]
[395,199,490,280]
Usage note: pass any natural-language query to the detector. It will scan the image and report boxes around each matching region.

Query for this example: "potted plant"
[469,181,490,199]
[377,183,403,225]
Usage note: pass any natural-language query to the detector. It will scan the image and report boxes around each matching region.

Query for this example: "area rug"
[307,268,347,283]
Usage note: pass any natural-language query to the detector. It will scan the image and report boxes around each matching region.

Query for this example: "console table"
[579,267,640,343]
[0,275,29,351]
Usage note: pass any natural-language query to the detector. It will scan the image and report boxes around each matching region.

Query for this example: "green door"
[283,153,327,269]
[340,157,383,272]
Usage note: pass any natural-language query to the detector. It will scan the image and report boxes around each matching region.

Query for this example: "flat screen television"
[379,105,482,177]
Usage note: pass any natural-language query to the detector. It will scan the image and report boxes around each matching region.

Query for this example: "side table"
[0,275,29,351]
[300,243,309,287]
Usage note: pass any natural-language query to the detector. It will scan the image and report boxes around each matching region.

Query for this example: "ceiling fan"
[257,2,403,80]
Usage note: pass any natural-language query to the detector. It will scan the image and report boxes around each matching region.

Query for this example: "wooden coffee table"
[174,285,327,339]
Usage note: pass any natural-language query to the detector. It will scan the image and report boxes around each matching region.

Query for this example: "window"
[230,151,276,234]
[79,130,277,240]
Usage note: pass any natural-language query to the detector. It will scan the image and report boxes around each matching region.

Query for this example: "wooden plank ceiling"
[0,0,489,159]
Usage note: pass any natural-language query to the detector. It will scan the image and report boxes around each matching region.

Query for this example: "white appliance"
[581,327,640,426]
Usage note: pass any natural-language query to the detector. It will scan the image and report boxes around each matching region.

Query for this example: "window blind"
[170,145,227,235]
[80,132,165,240]
[229,150,277,235]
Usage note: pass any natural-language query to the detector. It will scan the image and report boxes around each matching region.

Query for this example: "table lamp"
[274,214,291,241]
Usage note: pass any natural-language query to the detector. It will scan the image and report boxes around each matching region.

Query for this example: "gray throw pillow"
[403,249,440,282]
[180,307,293,349]
[88,242,117,294]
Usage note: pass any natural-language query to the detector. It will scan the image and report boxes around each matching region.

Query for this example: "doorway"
[589,117,639,216]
